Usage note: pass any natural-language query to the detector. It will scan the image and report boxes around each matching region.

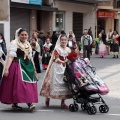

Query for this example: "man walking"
[81,29,93,60]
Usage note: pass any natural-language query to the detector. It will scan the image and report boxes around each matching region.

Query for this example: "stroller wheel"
[81,103,88,111]
[69,104,79,112]
[87,106,97,115]
[99,105,109,113]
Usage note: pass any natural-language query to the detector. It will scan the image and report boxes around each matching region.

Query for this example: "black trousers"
[83,46,90,60]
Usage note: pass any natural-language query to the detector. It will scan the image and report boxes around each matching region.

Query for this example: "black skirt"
[42,53,51,65]
[112,43,119,52]
[33,52,41,73]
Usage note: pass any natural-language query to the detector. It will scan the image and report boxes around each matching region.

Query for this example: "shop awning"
[10,2,58,12]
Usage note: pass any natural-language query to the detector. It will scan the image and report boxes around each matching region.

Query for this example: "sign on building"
[29,0,42,5]
[11,0,42,5]
[97,11,115,18]
[11,0,29,4]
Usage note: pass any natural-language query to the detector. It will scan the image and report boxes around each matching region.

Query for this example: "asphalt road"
[0,53,120,120]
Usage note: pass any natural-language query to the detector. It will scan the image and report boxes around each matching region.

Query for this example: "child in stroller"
[65,53,109,115]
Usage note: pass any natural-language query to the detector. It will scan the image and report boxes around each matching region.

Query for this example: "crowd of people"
[95,29,120,58]
[0,27,119,112]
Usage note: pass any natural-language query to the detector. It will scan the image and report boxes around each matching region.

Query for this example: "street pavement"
[0,53,120,120]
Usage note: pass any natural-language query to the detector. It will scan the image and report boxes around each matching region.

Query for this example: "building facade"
[0,0,10,48]
[53,0,97,40]
[97,0,120,35]
[10,0,57,40]
[1,0,98,46]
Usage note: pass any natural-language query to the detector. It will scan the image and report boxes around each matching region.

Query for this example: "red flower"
[68,52,78,62]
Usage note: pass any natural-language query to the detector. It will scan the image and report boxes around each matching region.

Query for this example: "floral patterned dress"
[40,46,72,99]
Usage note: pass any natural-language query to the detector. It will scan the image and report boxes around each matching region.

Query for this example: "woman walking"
[0,33,6,84]
[30,37,41,73]
[111,31,119,58]
[98,30,108,58]
[0,28,38,111]
[40,34,72,108]
[0,33,7,55]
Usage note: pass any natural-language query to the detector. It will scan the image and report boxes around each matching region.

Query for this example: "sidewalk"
[97,63,120,99]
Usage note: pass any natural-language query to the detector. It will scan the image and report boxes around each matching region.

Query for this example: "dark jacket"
[38,34,46,44]
[51,34,58,48]
[0,40,7,55]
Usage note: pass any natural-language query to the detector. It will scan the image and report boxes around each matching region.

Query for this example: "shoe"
[45,98,50,107]
[117,55,119,58]
[12,104,22,110]
[43,68,47,70]
[29,104,36,112]
[61,104,68,109]
[63,76,68,83]
[113,55,115,58]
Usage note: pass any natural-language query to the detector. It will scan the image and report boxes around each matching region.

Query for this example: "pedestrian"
[88,27,93,55]
[0,33,7,84]
[0,33,7,55]
[32,31,43,56]
[98,30,108,58]
[51,31,58,49]
[111,31,119,58]
[81,29,93,60]
[46,31,51,38]
[67,30,76,42]
[42,37,53,70]
[30,38,41,73]
[40,34,72,109]
[60,30,66,35]
[0,28,38,111]
[38,30,46,44]
[67,35,77,50]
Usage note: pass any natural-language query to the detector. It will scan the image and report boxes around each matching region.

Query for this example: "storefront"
[10,8,30,40]
[97,10,115,35]
[10,0,57,39]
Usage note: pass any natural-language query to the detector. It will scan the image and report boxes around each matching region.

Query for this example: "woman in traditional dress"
[67,30,76,42]
[40,34,72,108]
[98,30,108,58]
[42,37,53,70]
[30,38,41,73]
[111,31,119,58]
[0,28,38,111]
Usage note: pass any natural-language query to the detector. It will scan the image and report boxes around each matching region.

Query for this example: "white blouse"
[55,46,71,57]
[9,44,32,58]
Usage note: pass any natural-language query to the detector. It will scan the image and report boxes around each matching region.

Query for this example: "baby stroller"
[65,57,109,115]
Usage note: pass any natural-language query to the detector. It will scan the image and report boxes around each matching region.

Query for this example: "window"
[56,11,65,32]
[117,0,120,8]
[114,0,120,8]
